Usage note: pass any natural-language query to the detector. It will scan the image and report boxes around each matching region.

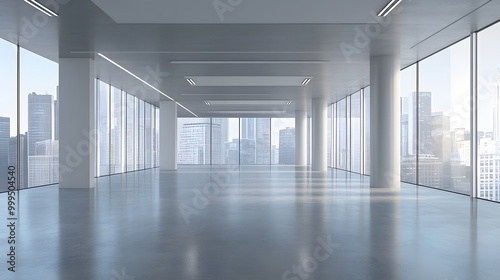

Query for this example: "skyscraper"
[0,117,10,192]
[9,135,28,189]
[279,127,295,164]
[28,93,53,155]
[413,91,432,155]
[178,118,211,164]
[255,118,270,164]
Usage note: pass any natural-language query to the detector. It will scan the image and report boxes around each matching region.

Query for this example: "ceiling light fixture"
[24,0,58,17]
[170,60,330,64]
[286,101,293,105]
[377,0,402,17]
[186,78,196,86]
[302,78,312,85]
[97,53,197,117]
[204,101,211,105]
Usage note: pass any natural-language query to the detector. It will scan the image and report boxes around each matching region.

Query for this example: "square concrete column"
[311,97,327,172]
[160,101,177,170]
[370,55,401,189]
[59,58,96,188]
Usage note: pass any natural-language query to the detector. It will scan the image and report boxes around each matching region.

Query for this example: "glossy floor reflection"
[1,166,500,280]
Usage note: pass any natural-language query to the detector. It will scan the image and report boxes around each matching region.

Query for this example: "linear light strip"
[302,78,311,85]
[97,53,198,117]
[176,102,198,117]
[171,60,330,64]
[24,0,58,17]
[377,0,402,17]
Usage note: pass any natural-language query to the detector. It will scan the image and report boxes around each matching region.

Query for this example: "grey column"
[160,101,177,170]
[311,97,327,172]
[370,55,400,189]
[59,58,95,188]
[295,110,307,166]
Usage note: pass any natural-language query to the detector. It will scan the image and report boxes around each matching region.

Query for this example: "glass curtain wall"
[418,38,470,195]
[20,48,59,188]
[400,65,418,184]
[477,21,500,202]
[0,39,18,191]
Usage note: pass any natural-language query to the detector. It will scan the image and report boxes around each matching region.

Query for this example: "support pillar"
[59,58,95,188]
[370,55,400,189]
[295,110,307,166]
[311,97,327,172]
[160,101,177,170]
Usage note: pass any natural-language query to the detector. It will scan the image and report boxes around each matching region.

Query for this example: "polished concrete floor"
[1,166,500,280]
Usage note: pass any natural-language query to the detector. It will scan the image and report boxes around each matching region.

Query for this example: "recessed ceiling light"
[286,101,293,105]
[207,110,286,114]
[204,101,211,105]
[186,78,196,86]
[205,100,290,106]
[170,60,330,64]
[377,0,402,17]
[184,76,314,87]
[302,78,312,85]
[24,0,58,17]
[97,53,197,117]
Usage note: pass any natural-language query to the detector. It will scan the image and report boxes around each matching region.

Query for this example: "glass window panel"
[364,87,371,175]
[144,103,152,169]
[327,105,332,167]
[0,39,19,191]
[126,94,135,171]
[110,86,123,174]
[20,48,59,187]
[338,99,348,170]
[478,22,500,201]
[138,100,145,169]
[401,65,418,183]
[97,80,109,176]
[351,92,362,173]
[177,118,211,164]
[271,118,295,165]
[418,38,470,194]
[155,107,159,167]
[239,118,270,165]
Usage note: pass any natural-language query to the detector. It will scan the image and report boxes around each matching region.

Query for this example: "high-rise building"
[178,118,211,164]
[478,138,500,202]
[412,91,432,155]
[28,93,53,155]
[0,117,10,192]
[279,127,295,164]
[9,135,28,189]
[255,118,270,164]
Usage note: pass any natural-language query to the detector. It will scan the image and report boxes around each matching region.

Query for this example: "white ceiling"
[1,0,500,117]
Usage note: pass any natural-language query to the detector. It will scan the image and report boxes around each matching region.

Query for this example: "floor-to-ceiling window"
[271,118,295,165]
[110,87,124,174]
[418,38,471,195]
[177,118,211,164]
[478,21,500,202]
[20,48,59,188]
[96,80,110,176]
[0,39,18,191]
[401,65,418,184]
[126,94,135,171]
[363,87,370,175]
[351,91,362,173]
